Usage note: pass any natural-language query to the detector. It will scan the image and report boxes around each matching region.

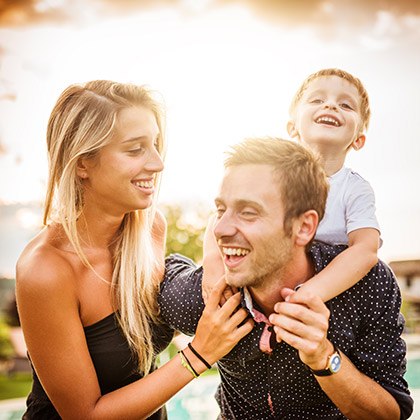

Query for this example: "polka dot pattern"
[159,243,413,419]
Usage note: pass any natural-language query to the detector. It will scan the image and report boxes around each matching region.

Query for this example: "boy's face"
[288,75,365,155]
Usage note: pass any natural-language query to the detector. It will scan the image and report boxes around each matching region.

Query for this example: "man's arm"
[159,254,205,335]
[269,286,409,420]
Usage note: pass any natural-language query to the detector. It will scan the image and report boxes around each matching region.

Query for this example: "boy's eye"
[340,103,353,110]
[310,99,323,104]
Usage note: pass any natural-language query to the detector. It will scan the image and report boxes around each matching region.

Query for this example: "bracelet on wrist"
[188,342,212,370]
[179,350,199,378]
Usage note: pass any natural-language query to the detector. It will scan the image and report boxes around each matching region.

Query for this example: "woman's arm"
[17,250,252,420]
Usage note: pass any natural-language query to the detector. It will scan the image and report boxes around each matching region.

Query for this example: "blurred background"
[0,0,420,418]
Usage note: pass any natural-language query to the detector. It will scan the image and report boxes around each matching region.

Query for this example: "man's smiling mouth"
[222,247,250,265]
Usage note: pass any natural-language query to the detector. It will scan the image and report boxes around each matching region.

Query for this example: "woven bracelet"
[179,350,199,378]
[188,342,212,370]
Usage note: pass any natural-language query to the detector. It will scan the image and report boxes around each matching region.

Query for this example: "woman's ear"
[287,121,299,139]
[293,210,318,247]
[76,159,88,180]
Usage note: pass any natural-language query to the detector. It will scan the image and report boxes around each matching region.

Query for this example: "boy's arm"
[297,228,379,302]
[202,214,236,304]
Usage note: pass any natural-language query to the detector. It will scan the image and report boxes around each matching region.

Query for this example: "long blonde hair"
[44,80,166,375]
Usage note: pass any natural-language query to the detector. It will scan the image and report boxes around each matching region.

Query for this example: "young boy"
[202,68,380,304]
[285,68,380,301]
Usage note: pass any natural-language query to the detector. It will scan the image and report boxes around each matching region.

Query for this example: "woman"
[16,80,253,419]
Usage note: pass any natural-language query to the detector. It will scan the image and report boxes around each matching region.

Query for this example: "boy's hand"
[202,213,228,304]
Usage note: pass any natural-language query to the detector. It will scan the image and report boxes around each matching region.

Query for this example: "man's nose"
[213,211,237,240]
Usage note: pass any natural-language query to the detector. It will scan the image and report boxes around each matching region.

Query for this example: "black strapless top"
[23,313,174,419]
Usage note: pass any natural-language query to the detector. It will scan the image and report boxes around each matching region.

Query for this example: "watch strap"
[307,344,341,376]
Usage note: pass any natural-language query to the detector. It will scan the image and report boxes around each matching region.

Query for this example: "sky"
[0,0,419,276]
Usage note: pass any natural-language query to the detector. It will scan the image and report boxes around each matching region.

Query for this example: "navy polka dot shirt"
[159,243,413,419]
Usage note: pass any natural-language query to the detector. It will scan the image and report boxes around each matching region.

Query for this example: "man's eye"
[216,208,225,218]
[241,211,257,218]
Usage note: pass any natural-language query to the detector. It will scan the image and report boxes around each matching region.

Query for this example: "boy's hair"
[225,137,329,248]
[289,68,371,132]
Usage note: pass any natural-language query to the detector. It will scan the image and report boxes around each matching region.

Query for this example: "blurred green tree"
[161,202,212,263]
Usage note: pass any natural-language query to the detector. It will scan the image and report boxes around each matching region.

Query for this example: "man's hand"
[268,287,333,370]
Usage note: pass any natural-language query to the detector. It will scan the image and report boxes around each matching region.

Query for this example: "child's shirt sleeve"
[345,170,381,237]
[315,167,381,245]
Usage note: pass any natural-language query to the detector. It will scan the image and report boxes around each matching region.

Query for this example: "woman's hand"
[191,276,253,370]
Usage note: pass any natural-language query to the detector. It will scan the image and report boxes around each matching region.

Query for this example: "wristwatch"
[308,344,341,376]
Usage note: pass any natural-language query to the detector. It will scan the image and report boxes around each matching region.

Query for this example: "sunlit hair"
[224,137,329,250]
[289,68,371,132]
[44,80,166,375]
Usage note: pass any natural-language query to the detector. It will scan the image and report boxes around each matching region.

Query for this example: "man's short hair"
[224,137,329,242]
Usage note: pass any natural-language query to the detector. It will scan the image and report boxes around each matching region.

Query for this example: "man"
[160,137,413,419]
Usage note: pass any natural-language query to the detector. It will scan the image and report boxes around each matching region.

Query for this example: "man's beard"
[225,232,294,289]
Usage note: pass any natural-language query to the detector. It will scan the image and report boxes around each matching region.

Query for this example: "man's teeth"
[134,180,154,188]
[316,116,340,126]
[223,247,249,256]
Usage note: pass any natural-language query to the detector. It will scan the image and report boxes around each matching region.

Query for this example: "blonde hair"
[44,80,166,375]
[225,137,329,250]
[289,68,371,132]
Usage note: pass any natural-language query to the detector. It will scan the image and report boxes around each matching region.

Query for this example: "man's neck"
[248,250,315,318]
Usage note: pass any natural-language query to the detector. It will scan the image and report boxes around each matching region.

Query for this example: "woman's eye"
[128,147,144,155]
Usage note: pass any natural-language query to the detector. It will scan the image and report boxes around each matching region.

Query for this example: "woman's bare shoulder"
[16,225,75,295]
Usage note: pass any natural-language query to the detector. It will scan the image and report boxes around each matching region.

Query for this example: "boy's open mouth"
[315,116,340,127]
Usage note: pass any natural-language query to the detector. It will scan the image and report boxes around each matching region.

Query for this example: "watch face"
[330,353,341,373]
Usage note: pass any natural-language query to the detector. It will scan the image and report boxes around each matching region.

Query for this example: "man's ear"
[351,134,366,151]
[294,210,318,247]
[287,121,299,139]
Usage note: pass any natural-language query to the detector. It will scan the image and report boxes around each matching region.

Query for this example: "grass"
[0,373,32,400]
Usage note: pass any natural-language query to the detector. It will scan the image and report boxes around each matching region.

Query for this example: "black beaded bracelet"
[188,342,212,370]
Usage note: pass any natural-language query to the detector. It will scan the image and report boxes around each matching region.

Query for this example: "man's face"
[213,163,294,289]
